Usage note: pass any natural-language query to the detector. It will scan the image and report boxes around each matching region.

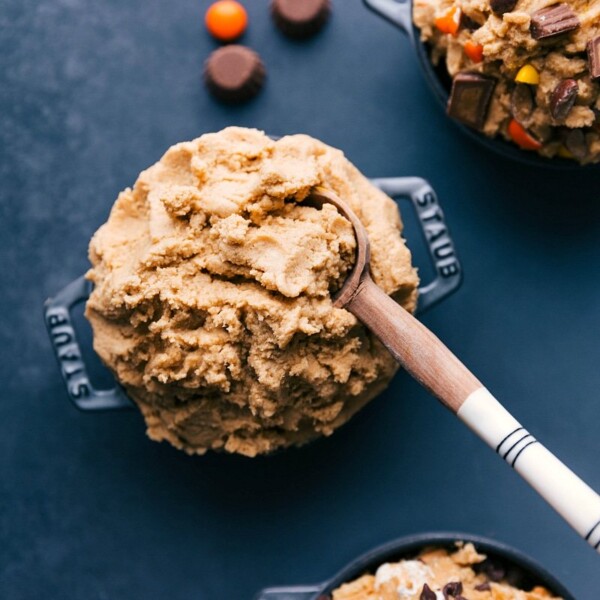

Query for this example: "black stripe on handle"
[511,440,538,468]
[496,427,538,469]
[495,427,524,454]
[502,433,532,460]
[586,520,600,544]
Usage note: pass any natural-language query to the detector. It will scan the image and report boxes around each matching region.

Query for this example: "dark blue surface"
[1,1,599,598]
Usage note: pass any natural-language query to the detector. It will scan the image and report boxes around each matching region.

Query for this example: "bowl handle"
[370,177,462,314]
[44,276,133,411]
[363,0,413,36]
[254,586,322,600]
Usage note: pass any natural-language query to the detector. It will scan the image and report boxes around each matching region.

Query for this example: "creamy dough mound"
[86,127,419,456]
[414,0,600,163]
[332,544,562,599]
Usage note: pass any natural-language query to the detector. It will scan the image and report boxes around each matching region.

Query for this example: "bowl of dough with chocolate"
[364,0,600,166]
[255,532,575,599]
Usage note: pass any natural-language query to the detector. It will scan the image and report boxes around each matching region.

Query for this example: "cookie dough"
[331,543,562,599]
[414,0,600,164]
[86,127,419,456]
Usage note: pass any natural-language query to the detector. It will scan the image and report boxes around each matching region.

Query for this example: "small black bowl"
[255,532,574,599]
[363,0,599,170]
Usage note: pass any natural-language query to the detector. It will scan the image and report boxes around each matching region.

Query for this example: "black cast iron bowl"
[255,532,575,599]
[363,0,599,170]
[44,176,462,411]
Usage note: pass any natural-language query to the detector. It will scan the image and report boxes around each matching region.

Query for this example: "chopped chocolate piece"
[474,558,506,582]
[447,72,496,130]
[592,108,600,132]
[530,122,554,143]
[490,0,517,16]
[511,83,534,126]
[460,13,481,31]
[271,0,331,38]
[550,79,578,120]
[420,583,437,600]
[587,36,600,80]
[530,4,580,40]
[564,128,587,160]
[443,581,463,598]
[204,45,266,103]
[475,582,492,591]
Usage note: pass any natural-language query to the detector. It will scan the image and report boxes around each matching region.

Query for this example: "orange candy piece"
[464,40,484,63]
[434,6,461,36]
[205,0,248,41]
[508,118,542,150]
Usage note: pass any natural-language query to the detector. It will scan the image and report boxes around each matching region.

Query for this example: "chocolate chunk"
[443,581,463,598]
[550,79,578,120]
[587,36,600,79]
[447,72,496,130]
[592,108,600,132]
[563,128,587,160]
[511,83,534,126]
[271,0,331,38]
[204,45,266,103]
[460,13,481,31]
[474,558,506,582]
[475,582,492,591]
[490,0,518,16]
[420,584,437,600]
[530,4,580,40]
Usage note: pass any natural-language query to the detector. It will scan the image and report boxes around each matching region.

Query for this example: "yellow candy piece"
[515,64,540,84]
[557,146,574,159]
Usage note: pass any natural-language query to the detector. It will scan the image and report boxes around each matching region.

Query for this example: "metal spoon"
[309,186,600,553]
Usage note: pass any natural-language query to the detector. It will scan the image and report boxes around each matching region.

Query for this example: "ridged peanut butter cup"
[271,0,331,38]
[204,45,266,103]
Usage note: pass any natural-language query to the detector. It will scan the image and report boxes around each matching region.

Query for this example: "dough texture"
[86,128,419,456]
[414,0,600,163]
[332,543,562,599]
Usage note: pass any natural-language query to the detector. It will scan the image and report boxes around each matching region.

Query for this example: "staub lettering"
[46,308,91,400]
[414,194,460,281]
[416,191,436,208]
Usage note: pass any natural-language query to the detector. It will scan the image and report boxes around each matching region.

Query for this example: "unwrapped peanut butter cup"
[271,0,331,38]
[204,45,266,103]
[588,36,600,80]
[447,72,496,130]
[530,3,580,40]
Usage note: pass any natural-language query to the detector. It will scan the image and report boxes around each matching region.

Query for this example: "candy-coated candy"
[508,118,542,150]
[434,6,461,36]
[514,64,539,85]
[464,40,484,63]
[557,145,575,159]
[205,0,248,42]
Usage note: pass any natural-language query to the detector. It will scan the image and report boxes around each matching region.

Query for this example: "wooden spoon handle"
[348,275,600,552]
[347,275,482,413]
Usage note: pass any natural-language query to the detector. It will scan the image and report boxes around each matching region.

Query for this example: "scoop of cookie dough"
[86,127,419,456]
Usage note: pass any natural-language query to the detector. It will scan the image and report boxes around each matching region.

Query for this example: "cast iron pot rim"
[317,531,574,598]
[365,0,599,170]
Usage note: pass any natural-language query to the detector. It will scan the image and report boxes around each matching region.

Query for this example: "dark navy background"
[2,1,599,598]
